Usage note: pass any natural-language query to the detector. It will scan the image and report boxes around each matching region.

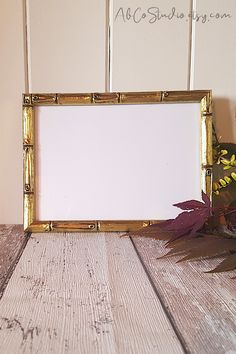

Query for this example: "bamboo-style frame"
[23,90,213,233]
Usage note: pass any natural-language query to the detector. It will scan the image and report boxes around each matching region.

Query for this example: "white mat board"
[35,103,201,220]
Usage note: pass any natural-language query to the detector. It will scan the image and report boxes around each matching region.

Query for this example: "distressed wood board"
[0,232,184,354]
[131,236,236,354]
[0,225,28,296]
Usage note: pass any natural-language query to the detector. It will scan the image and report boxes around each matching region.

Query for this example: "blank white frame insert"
[35,103,202,221]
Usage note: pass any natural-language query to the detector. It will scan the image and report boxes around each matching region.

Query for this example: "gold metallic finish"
[23,103,35,231]
[92,92,119,104]
[23,90,213,233]
[58,94,92,105]
[23,94,32,105]
[205,171,213,198]
[120,92,161,104]
[32,94,57,104]
[26,221,52,233]
[52,221,98,232]
[200,91,213,114]
[200,91,213,197]
[23,106,34,145]
[201,114,213,167]
[149,220,161,225]
[206,115,213,166]
[23,193,35,231]
[201,168,213,199]
[98,221,150,232]
[23,146,34,193]
[161,90,211,102]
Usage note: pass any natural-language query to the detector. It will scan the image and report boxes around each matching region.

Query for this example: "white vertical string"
[105,0,113,92]
[23,0,32,92]
[188,0,197,90]
[109,0,113,92]
[22,0,29,93]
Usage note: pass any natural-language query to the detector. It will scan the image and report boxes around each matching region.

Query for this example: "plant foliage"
[127,192,236,275]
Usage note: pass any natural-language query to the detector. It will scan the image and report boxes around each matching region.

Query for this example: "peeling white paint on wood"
[0,233,184,354]
[132,236,236,354]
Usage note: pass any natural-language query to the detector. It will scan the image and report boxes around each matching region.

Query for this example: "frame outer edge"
[23,105,35,231]
[120,91,162,103]
[23,147,34,193]
[161,90,210,102]
[23,90,213,232]
[58,94,92,105]
[52,221,98,232]
[25,221,52,233]
[23,106,34,145]
[201,91,213,199]
[98,221,150,232]
[23,194,35,231]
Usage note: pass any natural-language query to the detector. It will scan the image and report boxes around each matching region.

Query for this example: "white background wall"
[0,0,235,223]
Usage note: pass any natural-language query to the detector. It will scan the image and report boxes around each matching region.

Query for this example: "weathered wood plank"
[131,236,236,354]
[0,225,28,296]
[0,233,184,354]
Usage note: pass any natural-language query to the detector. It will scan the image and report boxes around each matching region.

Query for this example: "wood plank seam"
[131,236,236,353]
[130,236,190,354]
[0,232,31,300]
[0,232,185,353]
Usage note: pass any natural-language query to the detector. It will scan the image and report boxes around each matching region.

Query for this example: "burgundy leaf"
[188,221,206,238]
[161,211,191,230]
[173,200,205,210]
[159,192,212,242]
[162,210,207,232]
[126,187,236,276]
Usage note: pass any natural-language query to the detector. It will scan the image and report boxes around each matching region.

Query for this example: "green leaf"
[219,179,227,187]
[231,172,236,181]
[213,182,221,191]
[224,166,232,170]
[220,150,228,156]
[221,159,230,165]
[230,154,235,163]
[224,176,232,183]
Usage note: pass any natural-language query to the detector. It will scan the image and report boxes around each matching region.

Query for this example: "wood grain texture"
[131,236,236,354]
[0,233,184,354]
[0,225,28,296]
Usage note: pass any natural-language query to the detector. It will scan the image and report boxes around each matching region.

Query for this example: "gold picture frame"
[23,90,212,233]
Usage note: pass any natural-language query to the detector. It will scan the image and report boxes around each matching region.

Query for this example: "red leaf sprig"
[159,191,212,243]
[125,192,236,275]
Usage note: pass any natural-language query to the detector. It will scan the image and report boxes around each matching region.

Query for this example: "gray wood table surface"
[0,225,235,354]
